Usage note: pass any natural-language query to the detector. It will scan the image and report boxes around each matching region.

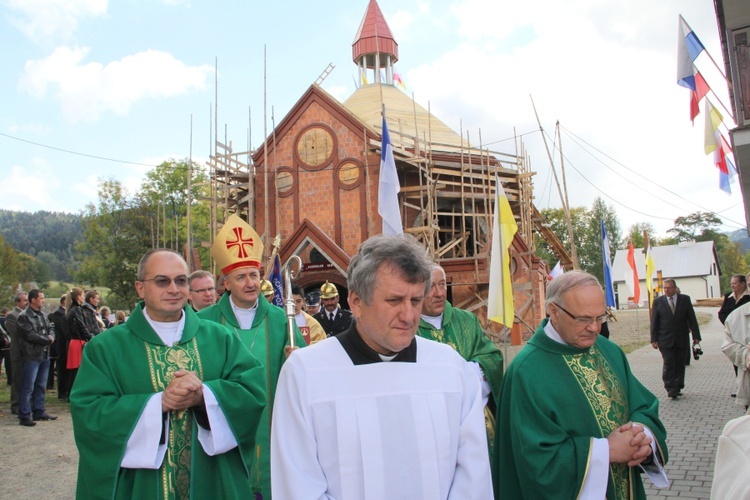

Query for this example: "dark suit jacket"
[718,292,750,324]
[313,308,353,337]
[650,294,701,349]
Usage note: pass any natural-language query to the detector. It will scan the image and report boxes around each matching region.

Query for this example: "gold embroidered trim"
[564,346,631,500]
[145,338,204,500]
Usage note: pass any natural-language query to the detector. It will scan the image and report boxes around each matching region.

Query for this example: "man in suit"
[313,281,352,337]
[650,279,701,399]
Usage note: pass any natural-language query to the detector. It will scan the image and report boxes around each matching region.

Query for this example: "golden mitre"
[211,214,264,275]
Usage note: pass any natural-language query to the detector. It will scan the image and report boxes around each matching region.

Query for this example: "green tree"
[667,211,745,291]
[534,198,621,284]
[666,212,723,243]
[622,222,659,248]
[718,241,748,291]
[0,235,26,307]
[76,179,152,310]
[136,159,212,267]
[581,198,620,284]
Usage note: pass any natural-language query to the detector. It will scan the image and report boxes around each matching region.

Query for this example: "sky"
[0,0,745,241]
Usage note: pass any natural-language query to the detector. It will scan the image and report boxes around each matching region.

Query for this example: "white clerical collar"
[543,320,570,346]
[378,352,399,362]
[421,313,443,330]
[143,308,185,346]
[230,295,258,329]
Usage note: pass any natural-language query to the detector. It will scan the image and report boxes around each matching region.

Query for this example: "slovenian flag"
[601,221,616,308]
[677,14,706,90]
[689,71,710,123]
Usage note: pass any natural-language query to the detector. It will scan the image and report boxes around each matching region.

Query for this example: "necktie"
[669,296,675,313]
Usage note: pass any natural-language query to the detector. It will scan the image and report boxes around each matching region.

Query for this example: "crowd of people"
[0,288,129,426]
[4,214,709,498]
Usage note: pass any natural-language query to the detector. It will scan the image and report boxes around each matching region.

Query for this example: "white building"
[611,241,721,309]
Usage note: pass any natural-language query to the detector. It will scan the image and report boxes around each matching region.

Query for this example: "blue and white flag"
[601,220,616,308]
[270,255,284,307]
[379,115,403,235]
[677,14,705,90]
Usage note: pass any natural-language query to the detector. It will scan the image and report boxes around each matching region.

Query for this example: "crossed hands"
[607,422,653,467]
[162,370,203,413]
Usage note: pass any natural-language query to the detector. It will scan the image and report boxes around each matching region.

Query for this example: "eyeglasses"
[140,276,189,288]
[190,286,216,294]
[553,303,607,326]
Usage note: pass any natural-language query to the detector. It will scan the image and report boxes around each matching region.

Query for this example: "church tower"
[352,0,398,85]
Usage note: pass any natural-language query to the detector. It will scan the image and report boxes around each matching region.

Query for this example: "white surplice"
[271,336,492,500]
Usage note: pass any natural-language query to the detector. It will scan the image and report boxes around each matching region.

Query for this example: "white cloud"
[400,0,745,235]
[6,0,107,45]
[0,162,62,211]
[19,47,214,123]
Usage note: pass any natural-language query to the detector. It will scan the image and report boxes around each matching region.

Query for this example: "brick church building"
[215,0,554,336]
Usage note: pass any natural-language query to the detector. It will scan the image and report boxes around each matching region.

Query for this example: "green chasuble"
[198,293,306,500]
[417,302,503,452]
[70,303,266,500]
[495,319,668,500]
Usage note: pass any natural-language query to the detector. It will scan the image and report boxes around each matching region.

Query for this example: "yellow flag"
[704,99,723,154]
[487,175,518,327]
[645,244,656,306]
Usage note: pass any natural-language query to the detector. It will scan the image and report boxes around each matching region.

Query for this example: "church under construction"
[204,0,571,338]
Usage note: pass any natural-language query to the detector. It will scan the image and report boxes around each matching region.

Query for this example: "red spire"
[352,0,398,63]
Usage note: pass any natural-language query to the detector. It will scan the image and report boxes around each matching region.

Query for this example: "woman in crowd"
[65,288,96,392]
[115,310,126,325]
[99,306,114,329]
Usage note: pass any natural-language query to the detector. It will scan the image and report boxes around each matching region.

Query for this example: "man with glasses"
[188,270,217,311]
[70,248,266,499]
[496,270,668,499]
[650,278,701,400]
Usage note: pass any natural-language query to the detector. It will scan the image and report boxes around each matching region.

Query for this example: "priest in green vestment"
[70,249,266,500]
[495,270,668,500]
[198,214,305,499]
[417,266,503,464]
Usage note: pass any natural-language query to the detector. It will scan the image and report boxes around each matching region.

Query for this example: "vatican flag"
[487,174,518,327]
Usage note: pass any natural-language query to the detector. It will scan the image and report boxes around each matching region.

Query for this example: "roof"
[352,0,398,61]
[342,83,467,152]
[611,240,720,281]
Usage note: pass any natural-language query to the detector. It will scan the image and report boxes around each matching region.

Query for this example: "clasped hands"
[607,422,653,467]
[162,369,204,413]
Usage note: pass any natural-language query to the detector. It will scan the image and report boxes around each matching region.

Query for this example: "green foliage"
[0,210,82,281]
[136,160,212,267]
[75,160,213,311]
[667,211,746,292]
[622,222,659,248]
[719,242,748,291]
[667,212,723,242]
[76,179,152,311]
[0,235,27,307]
[534,197,621,284]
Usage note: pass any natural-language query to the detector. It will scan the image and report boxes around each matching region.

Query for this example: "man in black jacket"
[16,289,57,426]
[313,281,352,337]
[48,295,71,401]
[5,292,28,414]
[650,279,701,399]
[82,290,103,336]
